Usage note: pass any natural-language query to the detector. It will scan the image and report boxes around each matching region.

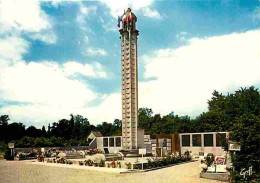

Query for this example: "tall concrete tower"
[119,8,139,149]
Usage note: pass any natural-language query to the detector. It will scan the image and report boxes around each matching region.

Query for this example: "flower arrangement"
[38,155,45,162]
[87,149,103,155]
[116,160,121,168]
[99,160,105,167]
[145,153,192,169]
[85,159,93,166]
[57,157,66,164]
[205,154,215,167]
[111,161,116,168]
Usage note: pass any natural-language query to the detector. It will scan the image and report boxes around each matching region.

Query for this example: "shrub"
[85,159,93,166]
[99,160,105,167]
[205,155,214,167]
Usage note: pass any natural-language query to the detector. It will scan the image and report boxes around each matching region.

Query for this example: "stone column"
[120,28,139,149]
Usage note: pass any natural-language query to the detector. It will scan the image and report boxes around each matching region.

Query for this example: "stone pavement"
[0,159,222,183]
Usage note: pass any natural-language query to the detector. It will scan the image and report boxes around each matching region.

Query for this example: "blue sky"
[0,0,259,127]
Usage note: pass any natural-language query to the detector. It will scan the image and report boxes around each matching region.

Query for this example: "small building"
[144,132,228,157]
[89,129,145,154]
[89,131,228,157]
[97,136,123,154]
[179,132,228,157]
[144,134,180,156]
[87,131,102,141]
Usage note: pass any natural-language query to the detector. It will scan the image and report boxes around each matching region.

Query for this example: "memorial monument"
[118,8,140,149]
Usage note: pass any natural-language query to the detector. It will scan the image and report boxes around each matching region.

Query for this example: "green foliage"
[16,136,35,147]
[85,159,93,166]
[229,114,260,182]
[146,154,191,169]
[0,115,9,125]
[205,155,215,167]
[197,86,260,182]
[138,108,193,134]
[0,141,7,153]
[96,119,122,136]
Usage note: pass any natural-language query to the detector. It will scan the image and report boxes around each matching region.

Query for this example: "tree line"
[0,114,122,148]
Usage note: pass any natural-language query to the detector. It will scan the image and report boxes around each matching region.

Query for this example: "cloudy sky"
[0,0,259,127]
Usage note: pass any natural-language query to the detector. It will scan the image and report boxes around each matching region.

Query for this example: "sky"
[0,0,259,128]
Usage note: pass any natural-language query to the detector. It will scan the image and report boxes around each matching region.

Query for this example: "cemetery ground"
[0,159,221,183]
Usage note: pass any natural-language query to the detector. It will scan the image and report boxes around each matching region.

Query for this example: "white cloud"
[0,36,29,61]
[99,17,117,32]
[0,0,50,32]
[0,0,56,44]
[63,61,107,78]
[176,32,188,42]
[0,54,109,126]
[139,30,260,117]
[76,4,97,25]
[79,93,121,125]
[86,47,107,56]
[102,21,118,32]
[0,61,96,107]
[0,59,115,126]
[76,4,96,37]
[142,7,162,19]
[80,5,97,15]
[29,30,57,44]
[0,92,121,127]
[100,0,154,18]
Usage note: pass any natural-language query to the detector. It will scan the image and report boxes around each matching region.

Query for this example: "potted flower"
[111,161,116,168]
[99,160,105,167]
[116,160,121,168]
[79,161,84,166]
[85,159,93,166]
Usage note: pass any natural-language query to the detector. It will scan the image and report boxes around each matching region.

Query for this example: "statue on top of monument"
[117,8,137,32]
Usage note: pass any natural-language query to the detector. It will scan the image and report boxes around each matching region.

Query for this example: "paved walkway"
[0,160,222,183]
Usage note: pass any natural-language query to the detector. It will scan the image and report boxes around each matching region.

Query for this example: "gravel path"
[0,160,221,183]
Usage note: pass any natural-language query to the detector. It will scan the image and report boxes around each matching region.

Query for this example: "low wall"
[200,172,229,182]
[14,146,89,153]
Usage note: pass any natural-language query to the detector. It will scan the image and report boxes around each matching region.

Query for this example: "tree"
[0,115,10,142]
[26,126,41,138]
[196,86,260,182]
[56,119,71,139]
[0,115,9,125]
[112,119,122,136]
[138,108,153,134]
[41,126,46,137]
[16,136,35,147]
[71,114,90,140]
[7,122,25,141]
[96,122,113,136]
[47,123,51,134]
[229,114,260,182]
